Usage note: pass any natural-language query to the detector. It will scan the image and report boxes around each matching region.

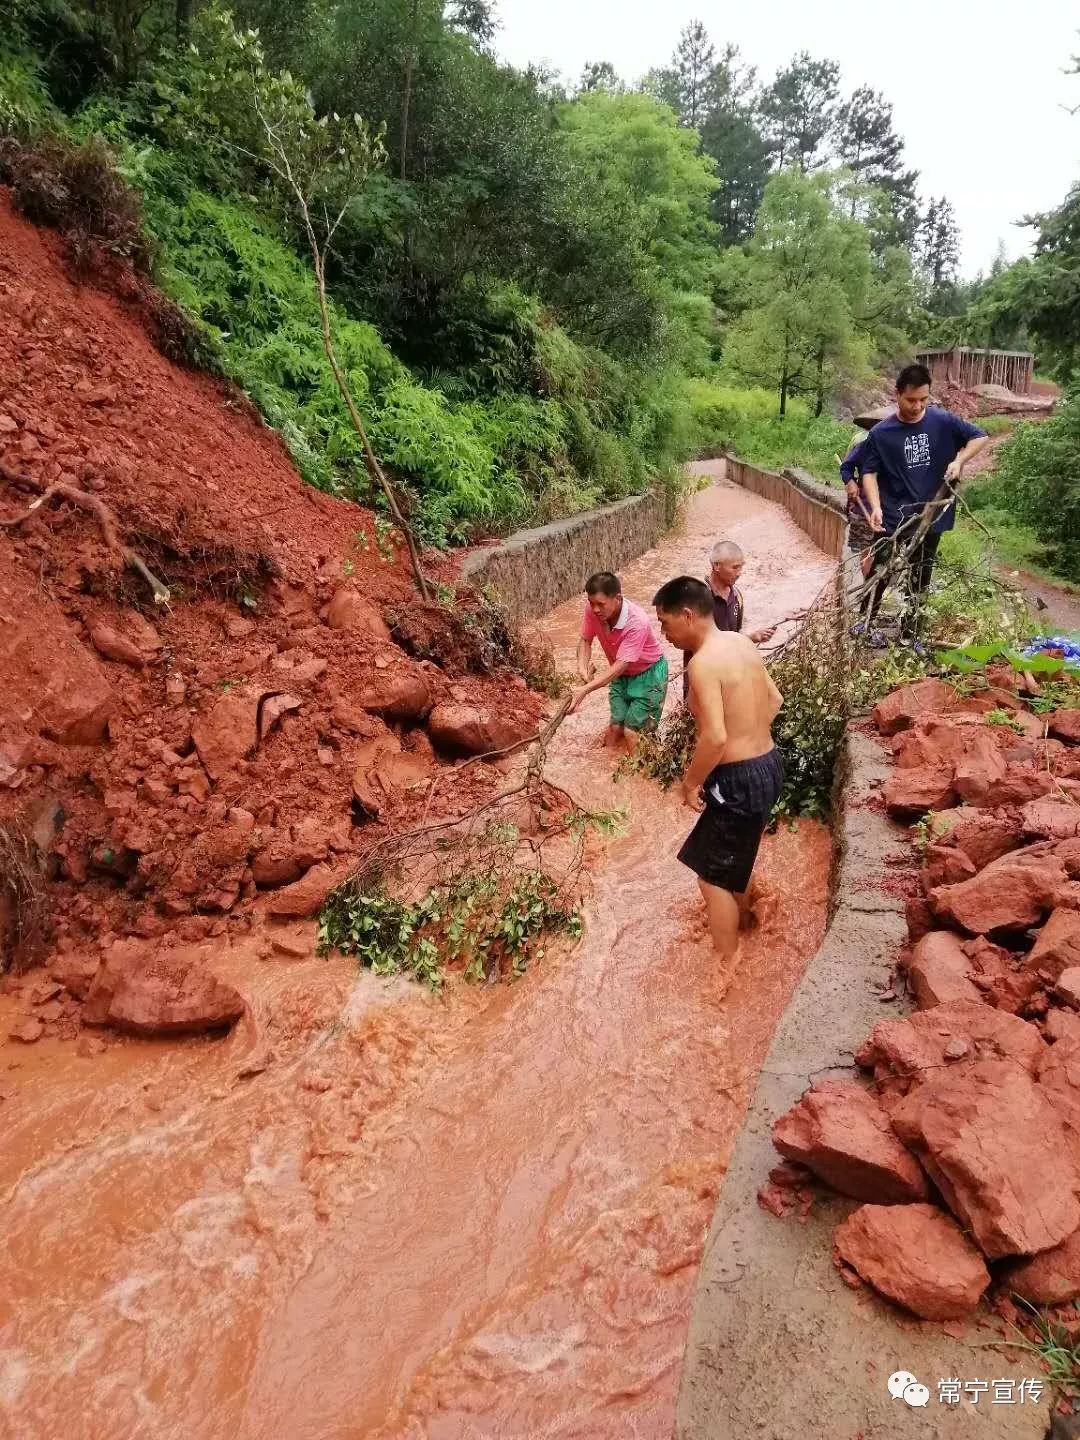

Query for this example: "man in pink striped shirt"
[569,572,669,753]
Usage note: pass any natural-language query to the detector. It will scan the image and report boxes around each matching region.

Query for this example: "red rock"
[330,700,380,736]
[267,863,346,918]
[1029,910,1080,983]
[192,690,260,781]
[772,1081,928,1203]
[892,716,984,772]
[375,751,432,792]
[1046,1009,1080,1046]
[1050,709,1080,744]
[85,945,245,1036]
[41,675,114,745]
[883,768,956,817]
[225,617,257,639]
[1057,969,1080,1009]
[258,691,302,743]
[873,679,962,736]
[49,954,100,1000]
[351,768,382,820]
[1038,1036,1080,1167]
[906,932,983,1009]
[270,930,314,958]
[921,843,976,891]
[1023,799,1080,841]
[1006,1227,1080,1305]
[931,848,1066,933]
[427,702,534,758]
[165,672,187,707]
[326,587,391,640]
[943,809,1022,872]
[90,624,148,668]
[984,768,1056,807]
[833,1203,989,1320]
[891,1059,1080,1258]
[952,730,1007,804]
[9,1016,44,1043]
[857,1000,1046,1090]
[906,895,934,941]
[356,672,432,724]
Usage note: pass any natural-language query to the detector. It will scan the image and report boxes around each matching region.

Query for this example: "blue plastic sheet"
[1022,635,1080,663]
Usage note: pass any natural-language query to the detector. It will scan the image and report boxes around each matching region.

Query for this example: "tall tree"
[833,87,902,197]
[758,52,839,173]
[700,102,770,245]
[723,170,871,415]
[579,60,621,94]
[919,196,961,291]
[672,19,716,129]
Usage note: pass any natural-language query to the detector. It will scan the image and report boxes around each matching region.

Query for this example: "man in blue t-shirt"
[859,363,989,646]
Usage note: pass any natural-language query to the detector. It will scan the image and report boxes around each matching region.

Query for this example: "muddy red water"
[0,465,833,1440]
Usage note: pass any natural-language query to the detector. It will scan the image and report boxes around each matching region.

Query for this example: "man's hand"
[577,662,595,683]
[845,479,860,500]
[869,505,884,532]
[680,776,705,811]
[944,459,964,484]
[750,625,777,645]
[568,687,588,715]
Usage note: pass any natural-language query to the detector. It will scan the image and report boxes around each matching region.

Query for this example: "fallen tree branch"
[0,463,171,605]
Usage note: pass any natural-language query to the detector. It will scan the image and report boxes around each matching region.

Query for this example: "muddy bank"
[2,473,834,1438]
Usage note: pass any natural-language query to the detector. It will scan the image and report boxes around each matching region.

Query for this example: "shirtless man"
[653,575,784,986]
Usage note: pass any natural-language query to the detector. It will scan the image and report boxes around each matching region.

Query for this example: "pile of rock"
[768,675,1080,1322]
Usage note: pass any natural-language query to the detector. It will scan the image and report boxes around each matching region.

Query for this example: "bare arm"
[682,665,728,797]
[766,672,783,723]
[576,637,594,683]
[945,435,990,481]
[568,657,630,713]
[862,470,884,531]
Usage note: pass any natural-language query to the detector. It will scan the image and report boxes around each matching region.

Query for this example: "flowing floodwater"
[0,464,833,1440]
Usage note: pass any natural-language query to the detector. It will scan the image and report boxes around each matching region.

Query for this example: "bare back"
[686,630,782,764]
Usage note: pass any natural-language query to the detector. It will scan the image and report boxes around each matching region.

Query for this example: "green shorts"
[609,657,668,732]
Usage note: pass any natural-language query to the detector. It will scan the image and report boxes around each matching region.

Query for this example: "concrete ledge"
[675,729,1046,1440]
[724,455,846,559]
[460,492,666,625]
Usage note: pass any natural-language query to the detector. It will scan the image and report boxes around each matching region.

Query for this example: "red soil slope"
[0,191,543,1027]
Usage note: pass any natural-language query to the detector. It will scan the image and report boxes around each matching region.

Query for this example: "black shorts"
[677,749,784,894]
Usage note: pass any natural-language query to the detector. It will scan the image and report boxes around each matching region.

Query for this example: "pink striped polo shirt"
[580,597,664,676]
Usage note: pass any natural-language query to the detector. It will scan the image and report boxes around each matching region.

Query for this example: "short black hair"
[585,571,621,598]
[652,575,714,617]
[896,363,932,392]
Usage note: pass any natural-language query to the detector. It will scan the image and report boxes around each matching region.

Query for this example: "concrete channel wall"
[462,455,846,625]
[725,455,847,559]
[460,493,666,625]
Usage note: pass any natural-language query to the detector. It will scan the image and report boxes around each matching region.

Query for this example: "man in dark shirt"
[680,541,776,697]
[860,363,989,648]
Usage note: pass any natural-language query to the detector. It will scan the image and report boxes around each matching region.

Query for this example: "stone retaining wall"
[460,492,666,625]
[725,456,846,559]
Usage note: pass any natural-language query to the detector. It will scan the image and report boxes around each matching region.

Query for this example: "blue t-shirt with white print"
[860,407,986,535]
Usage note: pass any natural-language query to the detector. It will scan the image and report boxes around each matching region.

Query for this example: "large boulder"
[355,671,432,724]
[873,679,961,736]
[906,931,983,1009]
[427,702,534,758]
[984,768,1056,807]
[326,587,391,640]
[1037,1035,1080,1171]
[833,1203,990,1321]
[883,768,956,818]
[192,689,260,781]
[1006,1227,1080,1304]
[857,1000,1046,1093]
[892,716,986,772]
[83,942,244,1035]
[267,862,347,918]
[772,1081,928,1203]
[943,809,1023,872]
[1029,909,1080,984]
[90,623,152,669]
[930,847,1066,934]
[951,730,1008,805]
[920,842,976,891]
[1023,798,1080,841]
[890,1059,1080,1258]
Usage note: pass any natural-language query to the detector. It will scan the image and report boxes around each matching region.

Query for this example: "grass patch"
[973,414,1015,436]
[688,382,853,483]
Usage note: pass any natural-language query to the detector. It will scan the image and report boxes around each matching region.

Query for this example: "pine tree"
[919,196,961,290]
[758,52,840,173]
[579,60,621,94]
[833,86,903,193]
[673,19,717,129]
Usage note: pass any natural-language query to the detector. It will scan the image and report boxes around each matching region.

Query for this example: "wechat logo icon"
[888,1371,930,1408]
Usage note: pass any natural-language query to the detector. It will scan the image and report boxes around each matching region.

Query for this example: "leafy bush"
[0,47,59,137]
[687,381,853,482]
[318,868,582,990]
[982,399,1080,583]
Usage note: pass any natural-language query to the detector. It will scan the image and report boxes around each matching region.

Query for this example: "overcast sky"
[493,0,1079,277]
